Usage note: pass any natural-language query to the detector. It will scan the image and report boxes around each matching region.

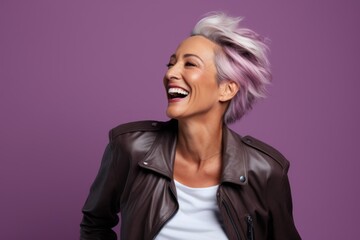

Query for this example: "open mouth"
[168,87,189,99]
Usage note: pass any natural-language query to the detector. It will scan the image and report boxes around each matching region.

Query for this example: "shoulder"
[241,135,290,171]
[109,119,176,142]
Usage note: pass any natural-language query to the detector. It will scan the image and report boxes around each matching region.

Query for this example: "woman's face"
[164,35,224,122]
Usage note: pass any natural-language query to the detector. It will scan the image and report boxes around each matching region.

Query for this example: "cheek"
[188,72,214,85]
[186,72,202,82]
[198,73,219,90]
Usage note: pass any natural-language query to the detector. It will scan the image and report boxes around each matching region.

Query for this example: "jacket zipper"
[223,201,242,240]
[218,190,241,240]
[246,214,254,240]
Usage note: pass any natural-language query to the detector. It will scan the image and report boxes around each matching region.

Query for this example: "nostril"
[167,71,180,80]
[169,76,179,80]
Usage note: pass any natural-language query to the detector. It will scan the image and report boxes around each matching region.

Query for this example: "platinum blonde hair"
[192,12,271,124]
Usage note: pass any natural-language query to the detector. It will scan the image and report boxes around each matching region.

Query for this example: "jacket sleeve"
[80,143,129,240]
[267,165,301,239]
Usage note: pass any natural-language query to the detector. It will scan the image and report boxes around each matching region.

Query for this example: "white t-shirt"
[155,180,228,240]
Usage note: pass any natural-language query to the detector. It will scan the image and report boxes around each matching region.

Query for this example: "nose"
[165,63,181,81]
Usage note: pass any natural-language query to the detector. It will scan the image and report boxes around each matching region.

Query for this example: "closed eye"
[185,62,197,67]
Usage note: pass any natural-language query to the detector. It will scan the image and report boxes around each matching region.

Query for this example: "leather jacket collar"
[138,120,248,186]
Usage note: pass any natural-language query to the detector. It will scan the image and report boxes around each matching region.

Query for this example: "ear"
[219,81,239,102]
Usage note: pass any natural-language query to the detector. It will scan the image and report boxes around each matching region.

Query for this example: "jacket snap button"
[143,161,148,165]
[239,175,246,183]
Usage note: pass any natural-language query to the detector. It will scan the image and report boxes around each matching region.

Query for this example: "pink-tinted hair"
[192,13,272,124]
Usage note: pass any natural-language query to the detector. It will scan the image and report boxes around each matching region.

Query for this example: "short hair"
[191,12,271,124]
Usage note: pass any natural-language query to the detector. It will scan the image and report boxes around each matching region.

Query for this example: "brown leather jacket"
[80,120,301,240]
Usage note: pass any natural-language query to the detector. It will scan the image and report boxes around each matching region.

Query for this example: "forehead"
[174,35,219,59]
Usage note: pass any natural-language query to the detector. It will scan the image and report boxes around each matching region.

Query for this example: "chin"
[165,107,183,120]
[165,110,177,119]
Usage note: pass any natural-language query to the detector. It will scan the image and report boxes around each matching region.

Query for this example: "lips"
[167,87,189,99]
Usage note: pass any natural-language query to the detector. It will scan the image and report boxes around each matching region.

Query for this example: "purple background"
[1,1,359,239]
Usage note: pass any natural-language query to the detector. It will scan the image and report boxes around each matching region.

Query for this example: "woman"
[80,13,301,240]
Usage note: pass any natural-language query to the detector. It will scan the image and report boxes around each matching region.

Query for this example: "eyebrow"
[169,53,204,63]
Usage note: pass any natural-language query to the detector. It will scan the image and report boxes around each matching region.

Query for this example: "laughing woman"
[80,13,301,240]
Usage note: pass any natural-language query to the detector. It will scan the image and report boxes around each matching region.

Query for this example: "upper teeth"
[168,88,189,96]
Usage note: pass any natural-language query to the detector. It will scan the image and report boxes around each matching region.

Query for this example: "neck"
[176,118,223,163]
